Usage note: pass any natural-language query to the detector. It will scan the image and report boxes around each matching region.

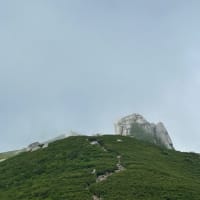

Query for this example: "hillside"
[0,135,200,199]
[0,149,25,161]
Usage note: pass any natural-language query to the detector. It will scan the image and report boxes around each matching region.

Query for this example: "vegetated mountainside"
[0,133,77,162]
[0,135,200,200]
[0,149,25,161]
[0,152,14,160]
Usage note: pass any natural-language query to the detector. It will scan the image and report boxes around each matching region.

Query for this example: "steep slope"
[0,135,200,200]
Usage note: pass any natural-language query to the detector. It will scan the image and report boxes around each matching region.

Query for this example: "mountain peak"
[114,113,174,149]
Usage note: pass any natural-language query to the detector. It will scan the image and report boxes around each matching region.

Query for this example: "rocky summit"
[114,113,174,149]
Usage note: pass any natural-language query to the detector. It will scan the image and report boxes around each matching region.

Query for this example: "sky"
[1,0,200,153]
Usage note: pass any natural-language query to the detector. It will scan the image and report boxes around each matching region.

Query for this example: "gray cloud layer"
[1,0,200,152]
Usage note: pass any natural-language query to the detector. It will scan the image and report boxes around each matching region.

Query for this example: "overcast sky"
[1,0,200,153]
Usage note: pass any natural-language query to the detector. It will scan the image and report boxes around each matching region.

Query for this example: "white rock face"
[155,122,174,149]
[114,113,174,149]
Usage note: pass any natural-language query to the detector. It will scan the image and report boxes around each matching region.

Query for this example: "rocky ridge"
[114,113,174,149]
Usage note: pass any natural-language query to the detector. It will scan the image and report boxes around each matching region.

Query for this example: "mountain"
[0,135,200,199]
[0,132,79,161]
[115,114,174,149]
[0,149,26,162]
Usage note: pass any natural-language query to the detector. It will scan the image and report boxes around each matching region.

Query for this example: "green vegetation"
[0,135,200,199]
[0,149,24,160]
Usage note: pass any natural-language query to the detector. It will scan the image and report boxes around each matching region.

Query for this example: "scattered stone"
[115,163,125,173]
[96,172,113,183]
[0,159,6,162]
[117,139,123,142]
[42,143,48,149]
[115,155,125,173]
[93,195,102,200]
[91,169,96,174]
[101,147,107,152]
[90,141,99,145]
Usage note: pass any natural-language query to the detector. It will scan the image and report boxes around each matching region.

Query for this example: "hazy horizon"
[1,1,200,153]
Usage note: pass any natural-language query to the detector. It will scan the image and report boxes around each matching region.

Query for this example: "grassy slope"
[0,135,200,200]
[0,149,24,160]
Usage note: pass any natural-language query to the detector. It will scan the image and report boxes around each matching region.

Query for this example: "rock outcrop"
[114,113,174,150]
[27,142,41,152]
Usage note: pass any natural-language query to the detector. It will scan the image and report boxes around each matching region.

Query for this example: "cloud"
[0,1,200,152]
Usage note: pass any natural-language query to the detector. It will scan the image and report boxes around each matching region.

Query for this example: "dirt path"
[96,155,125,183]
[89,139,125,200]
